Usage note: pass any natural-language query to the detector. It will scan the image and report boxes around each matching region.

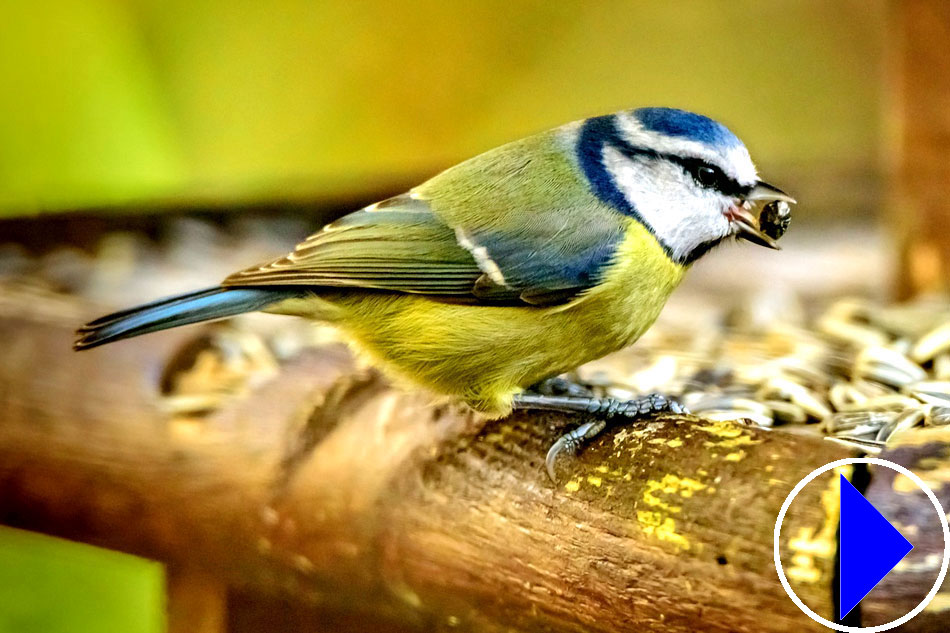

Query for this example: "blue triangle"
[839,473,914,619]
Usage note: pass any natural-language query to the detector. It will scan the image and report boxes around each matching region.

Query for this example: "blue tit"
[76,107,794,476]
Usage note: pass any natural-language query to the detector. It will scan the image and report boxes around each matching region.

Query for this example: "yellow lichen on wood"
[637,473,708,551]
[724,450,746,462]
[643,484,680,514]
[695,419,763,452]
[695,420,745,439]
[613,425,659,448]
[643,474,707,512]
[647,437,684,448]
[893,448,950,493]
[703,434,761,450]
[788,553,822,583]
[637,511,691,551]
[786,470,845,584]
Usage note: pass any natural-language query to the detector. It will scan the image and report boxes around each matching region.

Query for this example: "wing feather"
[224,129,629,306]
[223,195,484,295]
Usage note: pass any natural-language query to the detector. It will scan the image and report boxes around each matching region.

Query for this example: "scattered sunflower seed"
[889,408,926,439]
[912,323,950,364]
[828,382,868,411]
[568,296,950,450]
[935,354,950,380]
[762,399,808,425]
[838,394,921,412]
[758,377,831,420]
[854,346,928,388]
[928,407,950,426]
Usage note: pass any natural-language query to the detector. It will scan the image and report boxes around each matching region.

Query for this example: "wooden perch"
[0,296,948,632]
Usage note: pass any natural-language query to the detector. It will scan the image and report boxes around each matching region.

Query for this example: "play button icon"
[838,473,914,619]
[775,457,950,631]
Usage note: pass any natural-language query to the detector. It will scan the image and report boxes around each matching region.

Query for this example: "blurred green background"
[0,0,884,215]
[0,527,163,633]
[0,1,888,631]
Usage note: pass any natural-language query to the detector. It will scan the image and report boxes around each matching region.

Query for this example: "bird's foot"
[528,376,596,398]
[511,392,687,482]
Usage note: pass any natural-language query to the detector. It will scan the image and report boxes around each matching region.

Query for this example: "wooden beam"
[891,0,950,298]
[0,292,947,630]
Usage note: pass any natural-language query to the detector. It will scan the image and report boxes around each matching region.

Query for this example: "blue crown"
[633,107,741,149]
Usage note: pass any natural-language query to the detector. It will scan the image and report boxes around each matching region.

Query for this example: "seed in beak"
[730,206,781,250]
[760,200,792,241]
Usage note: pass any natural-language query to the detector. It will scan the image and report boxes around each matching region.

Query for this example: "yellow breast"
[560,218,686,347]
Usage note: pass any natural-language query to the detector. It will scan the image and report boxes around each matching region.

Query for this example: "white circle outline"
[774,457,950,632]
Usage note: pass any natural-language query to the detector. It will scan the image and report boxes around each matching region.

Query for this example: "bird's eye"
[669,156,739,193]
[696,165,719,188]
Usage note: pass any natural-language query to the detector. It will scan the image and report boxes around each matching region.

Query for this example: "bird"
[75,107,794,478]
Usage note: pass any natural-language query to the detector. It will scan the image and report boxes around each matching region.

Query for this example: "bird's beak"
[745,181,797,205]
[730,181,796,250]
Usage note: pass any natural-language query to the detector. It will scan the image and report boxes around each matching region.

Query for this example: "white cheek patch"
[602,145,732,262]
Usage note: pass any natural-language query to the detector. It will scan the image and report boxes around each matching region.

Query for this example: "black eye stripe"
[668,156,747,196]
[613,142,749,197]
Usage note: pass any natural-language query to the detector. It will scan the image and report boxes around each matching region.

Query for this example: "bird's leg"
[528,375,596,398]
[511,392,686,482]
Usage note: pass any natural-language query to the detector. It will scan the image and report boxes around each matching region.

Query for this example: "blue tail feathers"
[74,286,297,350]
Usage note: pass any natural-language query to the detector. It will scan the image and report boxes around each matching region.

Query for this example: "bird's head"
[575,107,795,265]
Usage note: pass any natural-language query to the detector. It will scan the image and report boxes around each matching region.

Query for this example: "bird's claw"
[544,420,602,482]
[540,393,686,482]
